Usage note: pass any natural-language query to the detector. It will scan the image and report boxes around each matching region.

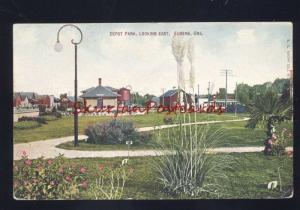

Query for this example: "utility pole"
[197,84,200,108]
[235,82,238,116]
[220,69,233,110]
[207,81,210,105]
[161,88,165,106]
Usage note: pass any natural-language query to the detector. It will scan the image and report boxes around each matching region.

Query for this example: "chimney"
[98,78,102,86]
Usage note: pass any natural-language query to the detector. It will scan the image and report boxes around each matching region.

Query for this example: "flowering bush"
[271,128,293,156]
[85,120,139,144]
[88,160,134,199]
[13,152,88,200]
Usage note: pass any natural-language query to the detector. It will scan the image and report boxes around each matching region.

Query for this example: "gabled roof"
[20,95,28,101]
[19,92,37,99]
[160,89,191,97]
[80,86,119,98]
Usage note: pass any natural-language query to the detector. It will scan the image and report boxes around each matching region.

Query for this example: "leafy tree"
[216,88,226,99]
[60,93,67,99]
[235,83,251,105]
[144,93,156,101]
[272,78,289,93]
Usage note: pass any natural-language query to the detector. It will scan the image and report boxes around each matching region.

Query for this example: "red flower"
[98,164,104,171]
[47,159,53,165]
[65,176,72,182]
[24,159,32,166]
[80,167,87,173]
[80,180,89,189]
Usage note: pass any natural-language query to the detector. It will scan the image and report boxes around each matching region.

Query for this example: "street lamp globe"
[54,41,63,52]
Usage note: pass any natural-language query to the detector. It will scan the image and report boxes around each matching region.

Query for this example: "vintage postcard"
[13,22,293,200]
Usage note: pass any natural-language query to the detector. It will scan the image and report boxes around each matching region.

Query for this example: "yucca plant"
[152,123,234,198]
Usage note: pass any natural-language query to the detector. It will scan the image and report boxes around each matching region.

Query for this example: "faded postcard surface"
[13,23,293,199]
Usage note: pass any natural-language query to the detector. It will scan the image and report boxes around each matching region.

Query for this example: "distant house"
[37,95,52,108]
[104,85,131,105]
[80,78,130,108]
[60,96,79,108]
[159,89,192,107]
[13,92,38,108]
[13,93,22,107]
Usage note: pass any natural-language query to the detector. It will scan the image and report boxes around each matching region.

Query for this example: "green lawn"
[14,112,244,144]
[43,153,292,199]
[56,120,293,150]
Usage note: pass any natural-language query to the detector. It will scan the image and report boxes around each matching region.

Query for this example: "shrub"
[13,153,88,200]
[271,128,293,156]
[18,116,47,124]
[163,114,174,124]
[57,105,67,112]
[41,115,58,121]
[152,121,234,198]
[39,111,62,119]
[38,104,47,113]
[14,121,41,130]
[134,131,152,145]
[88,160,133,199]
[85,120,139,144]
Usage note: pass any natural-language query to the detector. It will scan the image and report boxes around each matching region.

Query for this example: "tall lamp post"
[54,24,83,147]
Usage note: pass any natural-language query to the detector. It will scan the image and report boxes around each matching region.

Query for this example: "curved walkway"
[14,117,292,160]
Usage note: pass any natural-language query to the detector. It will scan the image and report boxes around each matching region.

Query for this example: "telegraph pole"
[207,81,210,105]
[197,84,200,108]
[235,82,238,116]
[220,69,233,109]
[161,88,165,106]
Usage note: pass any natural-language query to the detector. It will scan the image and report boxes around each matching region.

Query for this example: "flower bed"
[13,151,133,200]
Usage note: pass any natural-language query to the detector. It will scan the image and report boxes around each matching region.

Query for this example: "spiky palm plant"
[246,90,292,155]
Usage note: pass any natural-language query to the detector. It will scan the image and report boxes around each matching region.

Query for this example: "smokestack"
[98,78,102,86]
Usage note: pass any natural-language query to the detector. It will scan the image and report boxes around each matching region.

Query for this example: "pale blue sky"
[14,22,292,97]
